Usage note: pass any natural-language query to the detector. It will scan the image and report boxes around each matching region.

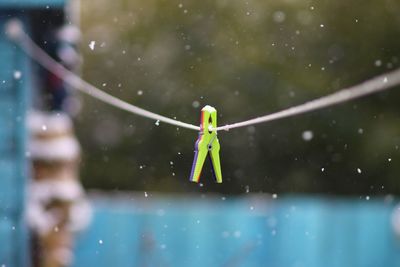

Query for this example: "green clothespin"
[189,105,222,183]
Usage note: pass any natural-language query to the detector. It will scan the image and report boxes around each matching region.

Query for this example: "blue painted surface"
[0,3,70,266]
[73,195,400,267]
[0,14,30,267]
[0,0,65,8]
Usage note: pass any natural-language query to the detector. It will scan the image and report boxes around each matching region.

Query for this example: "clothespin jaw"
[189,105,222,183]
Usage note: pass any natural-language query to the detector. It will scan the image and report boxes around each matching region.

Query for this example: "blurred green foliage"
[76,0,400,195]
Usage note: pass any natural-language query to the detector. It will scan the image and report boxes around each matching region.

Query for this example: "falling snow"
[192,101,200,108]
[233,230,241,238]
[272,11,286,23]
[302,130,314,141]
[89,41,96,50]
[245,185,250,193]
[13,70,21,79]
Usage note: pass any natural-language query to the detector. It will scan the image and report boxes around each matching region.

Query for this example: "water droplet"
[388,158,392,162]
[137,90,143,95]
[366,196,370,200]
[357,168,362,174]
[320,24,324,28]
[144,192,148,197]
[155,120,160,126]
[98,239,103,244]
[321,167,325,172]
[272,193,278,199]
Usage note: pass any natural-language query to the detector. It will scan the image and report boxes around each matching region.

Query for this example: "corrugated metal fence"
[73,195,400,267]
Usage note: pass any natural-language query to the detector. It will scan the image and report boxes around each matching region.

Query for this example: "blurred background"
[1,0,400,266]
[78,0,400,194]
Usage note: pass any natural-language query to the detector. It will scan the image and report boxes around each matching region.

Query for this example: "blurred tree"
[76,0,400,195]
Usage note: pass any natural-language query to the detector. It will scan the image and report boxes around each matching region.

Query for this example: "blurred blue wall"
[0,15,31,267]
[73,195,400,267]
[0,2,66,266]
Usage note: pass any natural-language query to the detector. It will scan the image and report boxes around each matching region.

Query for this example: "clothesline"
[6,19,400,132]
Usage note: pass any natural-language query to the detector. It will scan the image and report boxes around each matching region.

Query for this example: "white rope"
[216,69,400,131]
[6,20,200,131]
[7,19,400,133]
